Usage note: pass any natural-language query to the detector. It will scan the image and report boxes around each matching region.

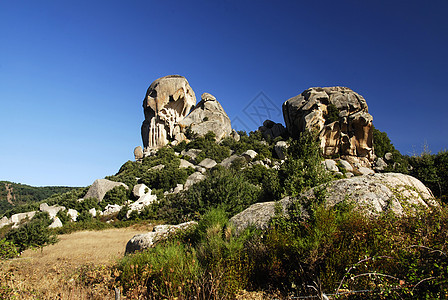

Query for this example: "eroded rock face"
[141,75,196,150]
[283,87,374,162]
[179,92,232,141]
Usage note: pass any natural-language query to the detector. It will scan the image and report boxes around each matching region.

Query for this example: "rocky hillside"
[0,181,77,215]
[1,75,448,299]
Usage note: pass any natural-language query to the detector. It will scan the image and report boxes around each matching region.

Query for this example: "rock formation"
[179,92,232,141]
[84,179,128,202]
[141,75,197,150]
[230,173,436,233]
[125,221,197,254]
[283,87,374,163]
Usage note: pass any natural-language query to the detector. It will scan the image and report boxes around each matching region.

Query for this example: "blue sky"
[1,0,447,187]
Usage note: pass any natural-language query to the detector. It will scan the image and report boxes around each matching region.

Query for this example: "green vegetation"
[373,127,448,202]
[324,103,340,124]
[0,181,78,216]
[117,202,448,299]
[5,212,57,252]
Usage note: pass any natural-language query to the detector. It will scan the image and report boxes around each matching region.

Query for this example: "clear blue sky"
[1,0,447,187]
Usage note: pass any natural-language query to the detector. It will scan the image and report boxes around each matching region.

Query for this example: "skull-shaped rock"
[141,75,196,150]
[283,87,374,163]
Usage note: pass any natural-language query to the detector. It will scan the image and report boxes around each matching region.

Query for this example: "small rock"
[181,149,202,160]
[220,155,241,168]
[275,141,288,160]
[39,203,66,219]
[67,209,78,222]
[242,150,258,161]
[133,183,150,198]
[323,159,339,172]
[198,158,217,169]
[84,179,128,202]
[345,172,354,178]
[179,159,194,169]
[102,204,122,216]
[358,167,375,175]
[150,164,164,171]
[339,159,353,172]
[374,158,388,172]
[184,172,206,189]
[384,152,393,162]
[49,217,63,228]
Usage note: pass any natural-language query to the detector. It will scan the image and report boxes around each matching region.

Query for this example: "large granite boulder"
[283,87,374,163]
[179,92,232,141]
[230,173,437,233]
[141,75,197,150]
[84,179,128,202]
[125,221,197,254]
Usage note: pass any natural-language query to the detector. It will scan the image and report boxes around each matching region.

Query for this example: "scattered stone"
[89,208,98,217]
[384,152,393,162]
[274,141,288,160]
[127,194,158,218]
[345,172,354,178]
[339,159,353,172]
[220,155,241,168]
[49,217,63,228]
[150,164,165,171]
[10,211,36,227]
[181,149,202,160]
[195,166,207,173]
[84,179,128,202]
[179,159,194,169]
[102,204,122,216]
[39,203,66,219]
[198,158,217,169]
[67,209,79,222]
[374,157,388,172]
[358,167,375,175]
[323,159,339,172]
[125,221,197,254]
[242,150,258,161]
[133,183,150,198]
[184,172,206,189]
[173,184,184,194]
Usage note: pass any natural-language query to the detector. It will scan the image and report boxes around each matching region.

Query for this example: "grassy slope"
[0,224,153,299]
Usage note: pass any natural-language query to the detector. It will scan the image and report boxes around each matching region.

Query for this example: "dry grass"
[1,225,153,299]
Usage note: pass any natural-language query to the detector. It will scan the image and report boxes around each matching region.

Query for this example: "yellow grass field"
[1,225,153,299]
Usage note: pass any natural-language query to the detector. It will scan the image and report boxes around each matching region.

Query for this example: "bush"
[5,212,57,252]
[100,186,129,210]
[157,166,262,223]
[0,238,18,259]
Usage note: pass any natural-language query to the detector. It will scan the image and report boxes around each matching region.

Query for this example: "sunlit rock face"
[141,75,196,150]
[283,87,374,163]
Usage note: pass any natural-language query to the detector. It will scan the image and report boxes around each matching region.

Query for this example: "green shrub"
[100,186,129,210]
[5,212,57,252]
[0,238,18,259]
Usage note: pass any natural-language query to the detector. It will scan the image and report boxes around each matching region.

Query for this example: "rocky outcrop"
[258,120,287,140]
[141,75,197,150]
[84,179,128,202]
[125,221,197,254]
[179,93,232,141]
[283,87,374,163]
[39,203,65,219]
[230,173,437,233]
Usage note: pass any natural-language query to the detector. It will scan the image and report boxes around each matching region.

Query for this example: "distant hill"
[0,181,79,215]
